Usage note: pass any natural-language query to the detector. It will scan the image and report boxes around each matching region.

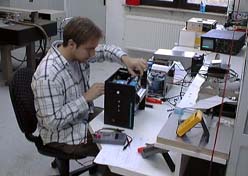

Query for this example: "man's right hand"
[83,83,104,102]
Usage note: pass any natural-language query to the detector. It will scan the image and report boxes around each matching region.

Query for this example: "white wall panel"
[124,15,185,52]
[0,0,10,6]
[106,0,125,47]
[9,0,63,10]
[65,0,106,41]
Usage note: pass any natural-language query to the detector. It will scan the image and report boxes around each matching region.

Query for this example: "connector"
[207,63,229,78]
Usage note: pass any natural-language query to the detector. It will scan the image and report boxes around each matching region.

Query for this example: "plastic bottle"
[200,0,206,13]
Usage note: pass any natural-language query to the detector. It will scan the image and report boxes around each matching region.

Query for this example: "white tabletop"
[172,46,246,77]
[88,46,246,176]
[156,113,233,165]
[173,46,245,109]
[89,108,178,176]
[154,46,245,165]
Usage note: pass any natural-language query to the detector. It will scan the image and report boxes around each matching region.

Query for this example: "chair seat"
[9,68,98,176]
[39,141,98,160]
[37,144,87,160]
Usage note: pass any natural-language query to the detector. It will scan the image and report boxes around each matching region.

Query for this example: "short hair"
[62,17,103,47]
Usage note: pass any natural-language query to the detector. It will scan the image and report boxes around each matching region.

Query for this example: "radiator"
[124,15,185,52]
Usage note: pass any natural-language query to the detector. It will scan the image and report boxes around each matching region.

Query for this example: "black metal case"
[104,68,147,129]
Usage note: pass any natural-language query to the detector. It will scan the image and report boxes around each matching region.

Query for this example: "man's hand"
[83,83,104,102]
[121,56,147,76]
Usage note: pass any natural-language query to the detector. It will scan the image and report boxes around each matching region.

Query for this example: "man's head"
[62,17,103,62]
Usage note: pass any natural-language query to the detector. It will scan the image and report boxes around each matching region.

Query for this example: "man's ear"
[68,39,77,49]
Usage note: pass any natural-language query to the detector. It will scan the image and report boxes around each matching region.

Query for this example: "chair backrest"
[9,68,37,136]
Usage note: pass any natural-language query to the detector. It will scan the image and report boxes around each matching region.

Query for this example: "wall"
[3,0,248,54]
[65,0,106,39]
[5,0,248,50]
[106,0,125,47]
[234,0,248,11]
[9,0,63,10]
[0,0,10,6]
[105,0,228,56]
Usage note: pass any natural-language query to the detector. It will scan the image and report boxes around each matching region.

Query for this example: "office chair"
[9,68,97,176]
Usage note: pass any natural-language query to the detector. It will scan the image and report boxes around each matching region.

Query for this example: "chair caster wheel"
[51,159,57,168]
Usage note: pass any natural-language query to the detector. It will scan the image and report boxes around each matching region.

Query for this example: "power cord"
[8,19,50,59]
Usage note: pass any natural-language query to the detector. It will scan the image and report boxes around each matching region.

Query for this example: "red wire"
[207,0,242,175]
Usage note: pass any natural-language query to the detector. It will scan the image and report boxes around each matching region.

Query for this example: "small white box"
[179,28,204,48]
[186,18,217,32]
[38,9,66,21]
[179,28,196,47]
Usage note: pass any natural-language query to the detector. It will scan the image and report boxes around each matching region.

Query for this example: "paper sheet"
[94,136,146,170]
[177,75,206,108]
[94,136,173,176]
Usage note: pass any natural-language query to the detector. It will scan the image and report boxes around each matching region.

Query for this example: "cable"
[179,72,192,99]
[164,95,182,101]
[208,0,243,175]
[13,58,26,72]
[35,40,43,55]
[229,68,239,78]
[11,52,27,72]
[163,94,182,107]
[11,55,26,62]
[169,96,181,107]
[123,134,133,150]
[8,19,49,59]
[8,19,49,40]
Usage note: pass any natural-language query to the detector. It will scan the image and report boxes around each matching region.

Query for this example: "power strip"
[92,131,127,145]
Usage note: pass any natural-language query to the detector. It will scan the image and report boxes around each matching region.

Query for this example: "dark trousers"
[45,107,103,157]
[45,107,121,175]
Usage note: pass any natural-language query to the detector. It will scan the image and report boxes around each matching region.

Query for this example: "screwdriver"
[146,97,163,104]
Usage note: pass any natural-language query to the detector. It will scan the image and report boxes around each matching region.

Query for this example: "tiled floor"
[0,61,120,176]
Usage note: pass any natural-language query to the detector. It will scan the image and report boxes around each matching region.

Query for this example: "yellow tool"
[176,110,203,137]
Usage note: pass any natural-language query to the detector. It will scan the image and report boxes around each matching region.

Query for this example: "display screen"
[202,38,214,50]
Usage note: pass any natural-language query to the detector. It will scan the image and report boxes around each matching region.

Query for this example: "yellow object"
[194,32,204,47]
[176,110,203,137]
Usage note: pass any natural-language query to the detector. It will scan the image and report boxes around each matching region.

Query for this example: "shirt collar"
[51,40,70,68]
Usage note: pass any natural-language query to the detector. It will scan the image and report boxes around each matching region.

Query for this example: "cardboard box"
[186,18,217,32]
[179,28,204,48]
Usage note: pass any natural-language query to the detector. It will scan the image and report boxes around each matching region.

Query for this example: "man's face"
[71,38,99,63]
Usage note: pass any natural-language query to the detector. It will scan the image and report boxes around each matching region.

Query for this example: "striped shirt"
[31,41,126,145]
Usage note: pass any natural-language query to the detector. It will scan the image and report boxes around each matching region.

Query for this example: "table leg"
[26,42,36,71]
[162,152,176,172]
[179,154,190,176]
[1,45,13,85]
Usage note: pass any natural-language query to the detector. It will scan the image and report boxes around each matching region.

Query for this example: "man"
[31,17,147,158]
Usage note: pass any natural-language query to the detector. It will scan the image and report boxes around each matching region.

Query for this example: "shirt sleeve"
[32,79,89,130]
[88,44,127,65]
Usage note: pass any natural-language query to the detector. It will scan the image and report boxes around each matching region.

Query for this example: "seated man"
[31,16,146,171]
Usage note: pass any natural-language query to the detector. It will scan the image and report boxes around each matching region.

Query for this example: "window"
[141,0,228,13]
